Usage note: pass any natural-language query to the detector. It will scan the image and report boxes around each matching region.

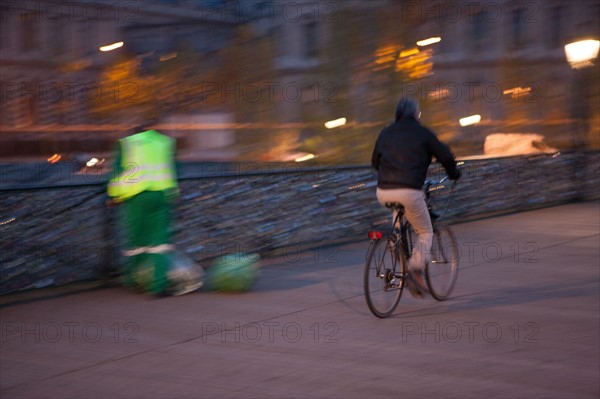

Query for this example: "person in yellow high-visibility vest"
[107,126,179,296]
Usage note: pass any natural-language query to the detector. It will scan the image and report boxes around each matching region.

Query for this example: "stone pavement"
[1,201,599,398]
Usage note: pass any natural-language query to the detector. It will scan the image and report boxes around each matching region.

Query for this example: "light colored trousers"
[376,188,433,271]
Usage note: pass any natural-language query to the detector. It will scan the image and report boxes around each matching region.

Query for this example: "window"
[511,8,524,49]
[439,22,451,54]
[24,81,38,125]
[549,6,563,49]
[0,8,10,50]
[304,22,318,58]
[81,21,97,55]
[51,20,64,55]
[20,13,39,52]
[471,11,487,53]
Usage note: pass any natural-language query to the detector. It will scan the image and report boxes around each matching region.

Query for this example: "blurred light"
[395,48,433,78]
[295,153,316,162]
[374,45,398,65]
[348,183,365,190]
[138,51,154,59]
[375,45,397,58]
[86,158,99,167]
[457,161,465,166]
[400,48,419,58]
[160,52,178,62]
[375,56,396,64]
[99,42,124,52]
[324,117,347,129]
[459,115,481,126]
[503,86,532,99]
[368,231,383,240]
[0,217,16,226]
[47,154,61,163]
[427,88,450,101]
[196,194,216,202]
[417,37,441,46]
[564,40,600,68]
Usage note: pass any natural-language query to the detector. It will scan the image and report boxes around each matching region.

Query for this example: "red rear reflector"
[368,231,383,240]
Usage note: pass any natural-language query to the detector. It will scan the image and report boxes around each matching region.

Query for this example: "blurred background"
[1,0,599,165]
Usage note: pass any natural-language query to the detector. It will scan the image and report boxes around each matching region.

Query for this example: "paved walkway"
[1,201,599,398]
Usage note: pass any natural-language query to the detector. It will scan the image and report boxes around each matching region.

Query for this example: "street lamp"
[324,117,347,129]
[563,38,599,150]
[459,115,481,127]
[99,42,124,52]
[417,37,441,47]
[564,39,600,69]
[563,38,599,200]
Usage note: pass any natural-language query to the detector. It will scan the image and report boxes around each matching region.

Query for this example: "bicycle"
[364,176,459,318]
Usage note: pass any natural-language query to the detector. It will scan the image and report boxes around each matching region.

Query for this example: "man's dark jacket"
[371,117,460,189]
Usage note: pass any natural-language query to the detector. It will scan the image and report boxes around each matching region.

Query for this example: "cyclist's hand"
[449,169,461,181]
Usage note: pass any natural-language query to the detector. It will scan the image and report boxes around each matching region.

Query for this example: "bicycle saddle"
[384,202,405,211]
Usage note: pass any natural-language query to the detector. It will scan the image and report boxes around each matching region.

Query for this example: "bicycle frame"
[391,208,413,263]
[365,175,460,317]
[373,177,455,278]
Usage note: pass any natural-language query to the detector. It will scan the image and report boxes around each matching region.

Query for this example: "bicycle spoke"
[426,226,459,300]
[364,238,405,318]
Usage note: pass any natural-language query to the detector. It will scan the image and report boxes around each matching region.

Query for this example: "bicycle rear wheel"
[364,237,405,318]
[425,226,459,301]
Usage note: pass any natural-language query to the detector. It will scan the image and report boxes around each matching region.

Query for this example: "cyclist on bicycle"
[371,97,461,297]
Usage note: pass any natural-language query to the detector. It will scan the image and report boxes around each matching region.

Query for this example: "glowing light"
[417,37,442,46]
[324,117,347,129]
[564,39,600,68]
[374,45,398,65]
[0,217,16,226]
[348,183,366,190]
[295,153,316,162]
[503,86,532,99]
[427,88,450,101]
[368,231,383,240]
[375,46,397,57]
[160,52,178,61]
[86,158,99,167]
[399,48,419,58]
[99,42,124,52]
[459,115,481,127]
[47,154,61,163]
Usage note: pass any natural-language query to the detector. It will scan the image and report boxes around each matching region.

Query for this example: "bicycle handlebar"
[424,175,450,190]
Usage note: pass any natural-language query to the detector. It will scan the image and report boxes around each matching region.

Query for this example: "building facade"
[0,0,246,127]
[2,0,598,160]
[386,0,600,152]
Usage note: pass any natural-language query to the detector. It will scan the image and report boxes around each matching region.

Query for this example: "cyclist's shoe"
[413,270,429,294]
[406,270,428,299]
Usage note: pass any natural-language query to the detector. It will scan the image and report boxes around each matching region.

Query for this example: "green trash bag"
[207,253,260,292]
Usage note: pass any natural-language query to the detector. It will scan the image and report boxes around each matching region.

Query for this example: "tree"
[90,54,159,123]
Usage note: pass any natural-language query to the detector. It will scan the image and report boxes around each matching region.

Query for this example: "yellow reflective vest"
[107,130,178,202]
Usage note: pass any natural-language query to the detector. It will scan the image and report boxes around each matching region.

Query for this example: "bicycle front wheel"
[364,237,405,318]
[425,226,459,301]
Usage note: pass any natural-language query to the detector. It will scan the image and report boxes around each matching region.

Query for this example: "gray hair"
[395,97,420,120]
